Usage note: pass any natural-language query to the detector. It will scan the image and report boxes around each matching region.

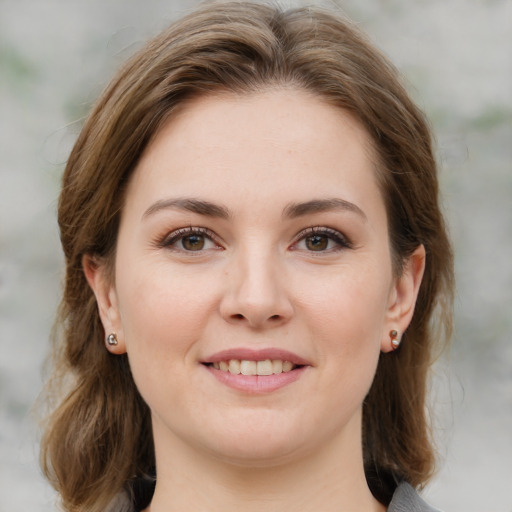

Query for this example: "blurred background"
[0,0,510,510]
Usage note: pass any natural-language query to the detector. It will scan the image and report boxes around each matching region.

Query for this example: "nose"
[219,248,293,329]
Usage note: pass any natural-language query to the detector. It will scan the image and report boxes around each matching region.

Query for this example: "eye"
[293,227,352,252]
[161,227,220,252]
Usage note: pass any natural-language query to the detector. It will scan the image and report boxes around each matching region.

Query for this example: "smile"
[201,348,310,393]
[208,359,299,375]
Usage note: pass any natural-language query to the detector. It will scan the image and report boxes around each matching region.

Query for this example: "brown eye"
[162,228,219,252]
[293,227,352,253]
[305,234,329,251]
[181,234,206,251]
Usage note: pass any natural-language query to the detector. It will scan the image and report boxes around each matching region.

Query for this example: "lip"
[203,365,309,394]
[200,348,311,395]
[201,348,311,366]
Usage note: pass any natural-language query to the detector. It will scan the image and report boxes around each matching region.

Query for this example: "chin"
[194,412,314,467]
[207,437,307,468]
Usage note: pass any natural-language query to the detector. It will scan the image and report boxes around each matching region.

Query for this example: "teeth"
[228,360,241,374]
[272,360,283,374]
[240,360,257,375]
[282,361,293,372]
[212,359,297,375]
[257,360,273,376]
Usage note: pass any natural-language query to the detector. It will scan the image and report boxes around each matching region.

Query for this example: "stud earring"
[106,333,118,346]
[390,329,400,350]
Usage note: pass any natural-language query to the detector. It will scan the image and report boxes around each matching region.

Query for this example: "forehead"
[127,88,383,217]
[144,88,374,158]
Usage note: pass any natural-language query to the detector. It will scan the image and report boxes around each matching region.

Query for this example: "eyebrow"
[142,198,231,220]
[283,198,367,221]
[142,196,366,222]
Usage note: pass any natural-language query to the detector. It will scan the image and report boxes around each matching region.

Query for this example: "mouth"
[200,348,310,393]
[203,359,302,376]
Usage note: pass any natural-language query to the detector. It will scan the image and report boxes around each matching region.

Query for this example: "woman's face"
[89,89,423,466]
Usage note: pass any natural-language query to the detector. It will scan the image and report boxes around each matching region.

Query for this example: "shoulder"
[388,482,443,512]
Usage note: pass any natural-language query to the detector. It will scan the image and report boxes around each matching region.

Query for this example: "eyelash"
[292,226,353,253]
[159,227,221,252]
[158,226,352,253]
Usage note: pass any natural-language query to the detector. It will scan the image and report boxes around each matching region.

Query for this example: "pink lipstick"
[201,348,311,394]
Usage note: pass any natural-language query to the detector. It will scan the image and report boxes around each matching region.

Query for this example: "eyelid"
[159,226,223,250]
[291,226,353,251]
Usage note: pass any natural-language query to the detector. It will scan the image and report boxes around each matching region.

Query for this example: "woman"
[41,2,454,511]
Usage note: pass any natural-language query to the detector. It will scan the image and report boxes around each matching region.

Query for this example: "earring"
[106,333,118,346]
[390,329,400,350]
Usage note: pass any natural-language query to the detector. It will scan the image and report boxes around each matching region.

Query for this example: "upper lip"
[201,348,311,366]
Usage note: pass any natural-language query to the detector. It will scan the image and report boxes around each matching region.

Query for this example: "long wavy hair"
[41,2,454,511]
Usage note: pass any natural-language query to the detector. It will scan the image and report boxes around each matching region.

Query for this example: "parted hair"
[41,2,454,511]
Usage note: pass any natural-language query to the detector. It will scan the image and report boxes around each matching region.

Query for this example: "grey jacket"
[389,482,442,512]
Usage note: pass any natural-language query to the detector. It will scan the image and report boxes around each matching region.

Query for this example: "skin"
[85,89,425,512]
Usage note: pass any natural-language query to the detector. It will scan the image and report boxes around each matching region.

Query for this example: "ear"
[381,245,426,353]
[82,254,126,354]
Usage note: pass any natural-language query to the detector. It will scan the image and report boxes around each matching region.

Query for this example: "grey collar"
[388,482,442,512]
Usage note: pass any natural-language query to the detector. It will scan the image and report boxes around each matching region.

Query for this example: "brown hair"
[41,2,454,510]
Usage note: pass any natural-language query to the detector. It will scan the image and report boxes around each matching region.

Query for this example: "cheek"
[298,263,390,393]
[115,263,216,376]
[299,265,391,343]
[114,271,213,418]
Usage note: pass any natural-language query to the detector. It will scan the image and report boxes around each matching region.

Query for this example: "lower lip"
[203,365,308,394]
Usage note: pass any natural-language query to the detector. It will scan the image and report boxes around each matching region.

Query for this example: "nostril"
[230,313,282,324]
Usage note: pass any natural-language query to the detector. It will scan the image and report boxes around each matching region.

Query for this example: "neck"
[145,414,385,512]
